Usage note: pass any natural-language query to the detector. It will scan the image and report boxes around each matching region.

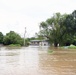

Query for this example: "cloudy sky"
[0,0,76,37]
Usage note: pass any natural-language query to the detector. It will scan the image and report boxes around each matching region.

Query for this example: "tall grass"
[8,44,21,47]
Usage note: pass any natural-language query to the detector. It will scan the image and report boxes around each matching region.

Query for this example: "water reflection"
[0,46,76,75]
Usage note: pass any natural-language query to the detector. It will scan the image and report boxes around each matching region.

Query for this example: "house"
[30,40,49,46]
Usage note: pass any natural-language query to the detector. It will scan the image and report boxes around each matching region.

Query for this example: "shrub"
[8,44,21,47]
[68,44,76,49]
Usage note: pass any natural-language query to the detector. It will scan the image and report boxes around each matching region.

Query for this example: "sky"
[0,0,76,37]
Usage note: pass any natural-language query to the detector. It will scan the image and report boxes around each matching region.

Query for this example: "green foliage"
[3,31,23,45]
[0,32,4,44]
[8,44,21,47]
[40,13,67,47]
[39,10,76,47]
[68,44,76,49]
[24,39,30,46]
[73,36,76,45]
[63,10,76,46]
[29,37,36,40]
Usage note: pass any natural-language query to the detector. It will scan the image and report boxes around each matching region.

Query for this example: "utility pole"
[24,27,26,46]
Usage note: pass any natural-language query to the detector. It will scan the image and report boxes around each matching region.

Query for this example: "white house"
[30,40,49,46]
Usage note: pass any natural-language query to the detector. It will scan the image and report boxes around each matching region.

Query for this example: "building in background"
[30,40,49,46]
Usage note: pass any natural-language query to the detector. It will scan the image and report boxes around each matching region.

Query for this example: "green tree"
[40,13,67,47]
[63,10,76,45]
[0,32,4,44]
[3,31,23,45]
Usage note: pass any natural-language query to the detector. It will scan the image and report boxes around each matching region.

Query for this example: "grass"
[6,44,22,50]
[48,50,53,54]
[68,44,76,49]
[60,44,76,49]
[8,44,21,47]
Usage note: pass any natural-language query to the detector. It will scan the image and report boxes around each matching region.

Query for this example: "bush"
[68,44,76,49]
[3,31,23,46]
[8,44,21,47]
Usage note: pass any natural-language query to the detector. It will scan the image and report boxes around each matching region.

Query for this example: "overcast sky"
[0,0,76,37]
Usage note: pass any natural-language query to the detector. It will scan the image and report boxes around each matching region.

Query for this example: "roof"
[30,40,48,42]
[30,40,41,42]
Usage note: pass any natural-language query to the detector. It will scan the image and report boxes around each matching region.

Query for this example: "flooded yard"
[0,46,76,75]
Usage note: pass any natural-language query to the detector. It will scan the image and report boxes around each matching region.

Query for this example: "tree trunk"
[54,43,58,47]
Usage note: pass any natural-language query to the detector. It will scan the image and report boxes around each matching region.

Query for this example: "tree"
[40,13,67,47]
[3,31,23,45]
[64,10,76,34]
[63,10,76,45]
[0,32,4,44]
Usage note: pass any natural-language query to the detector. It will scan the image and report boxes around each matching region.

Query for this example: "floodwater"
[0,46,76,75]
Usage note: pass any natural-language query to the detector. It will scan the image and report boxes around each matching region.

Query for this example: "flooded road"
[0,46,76,75]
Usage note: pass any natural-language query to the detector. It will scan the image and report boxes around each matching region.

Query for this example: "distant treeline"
[0,31,29,46]
[0,31,43,46]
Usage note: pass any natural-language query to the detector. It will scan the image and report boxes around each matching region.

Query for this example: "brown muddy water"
[0,46,76,75]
